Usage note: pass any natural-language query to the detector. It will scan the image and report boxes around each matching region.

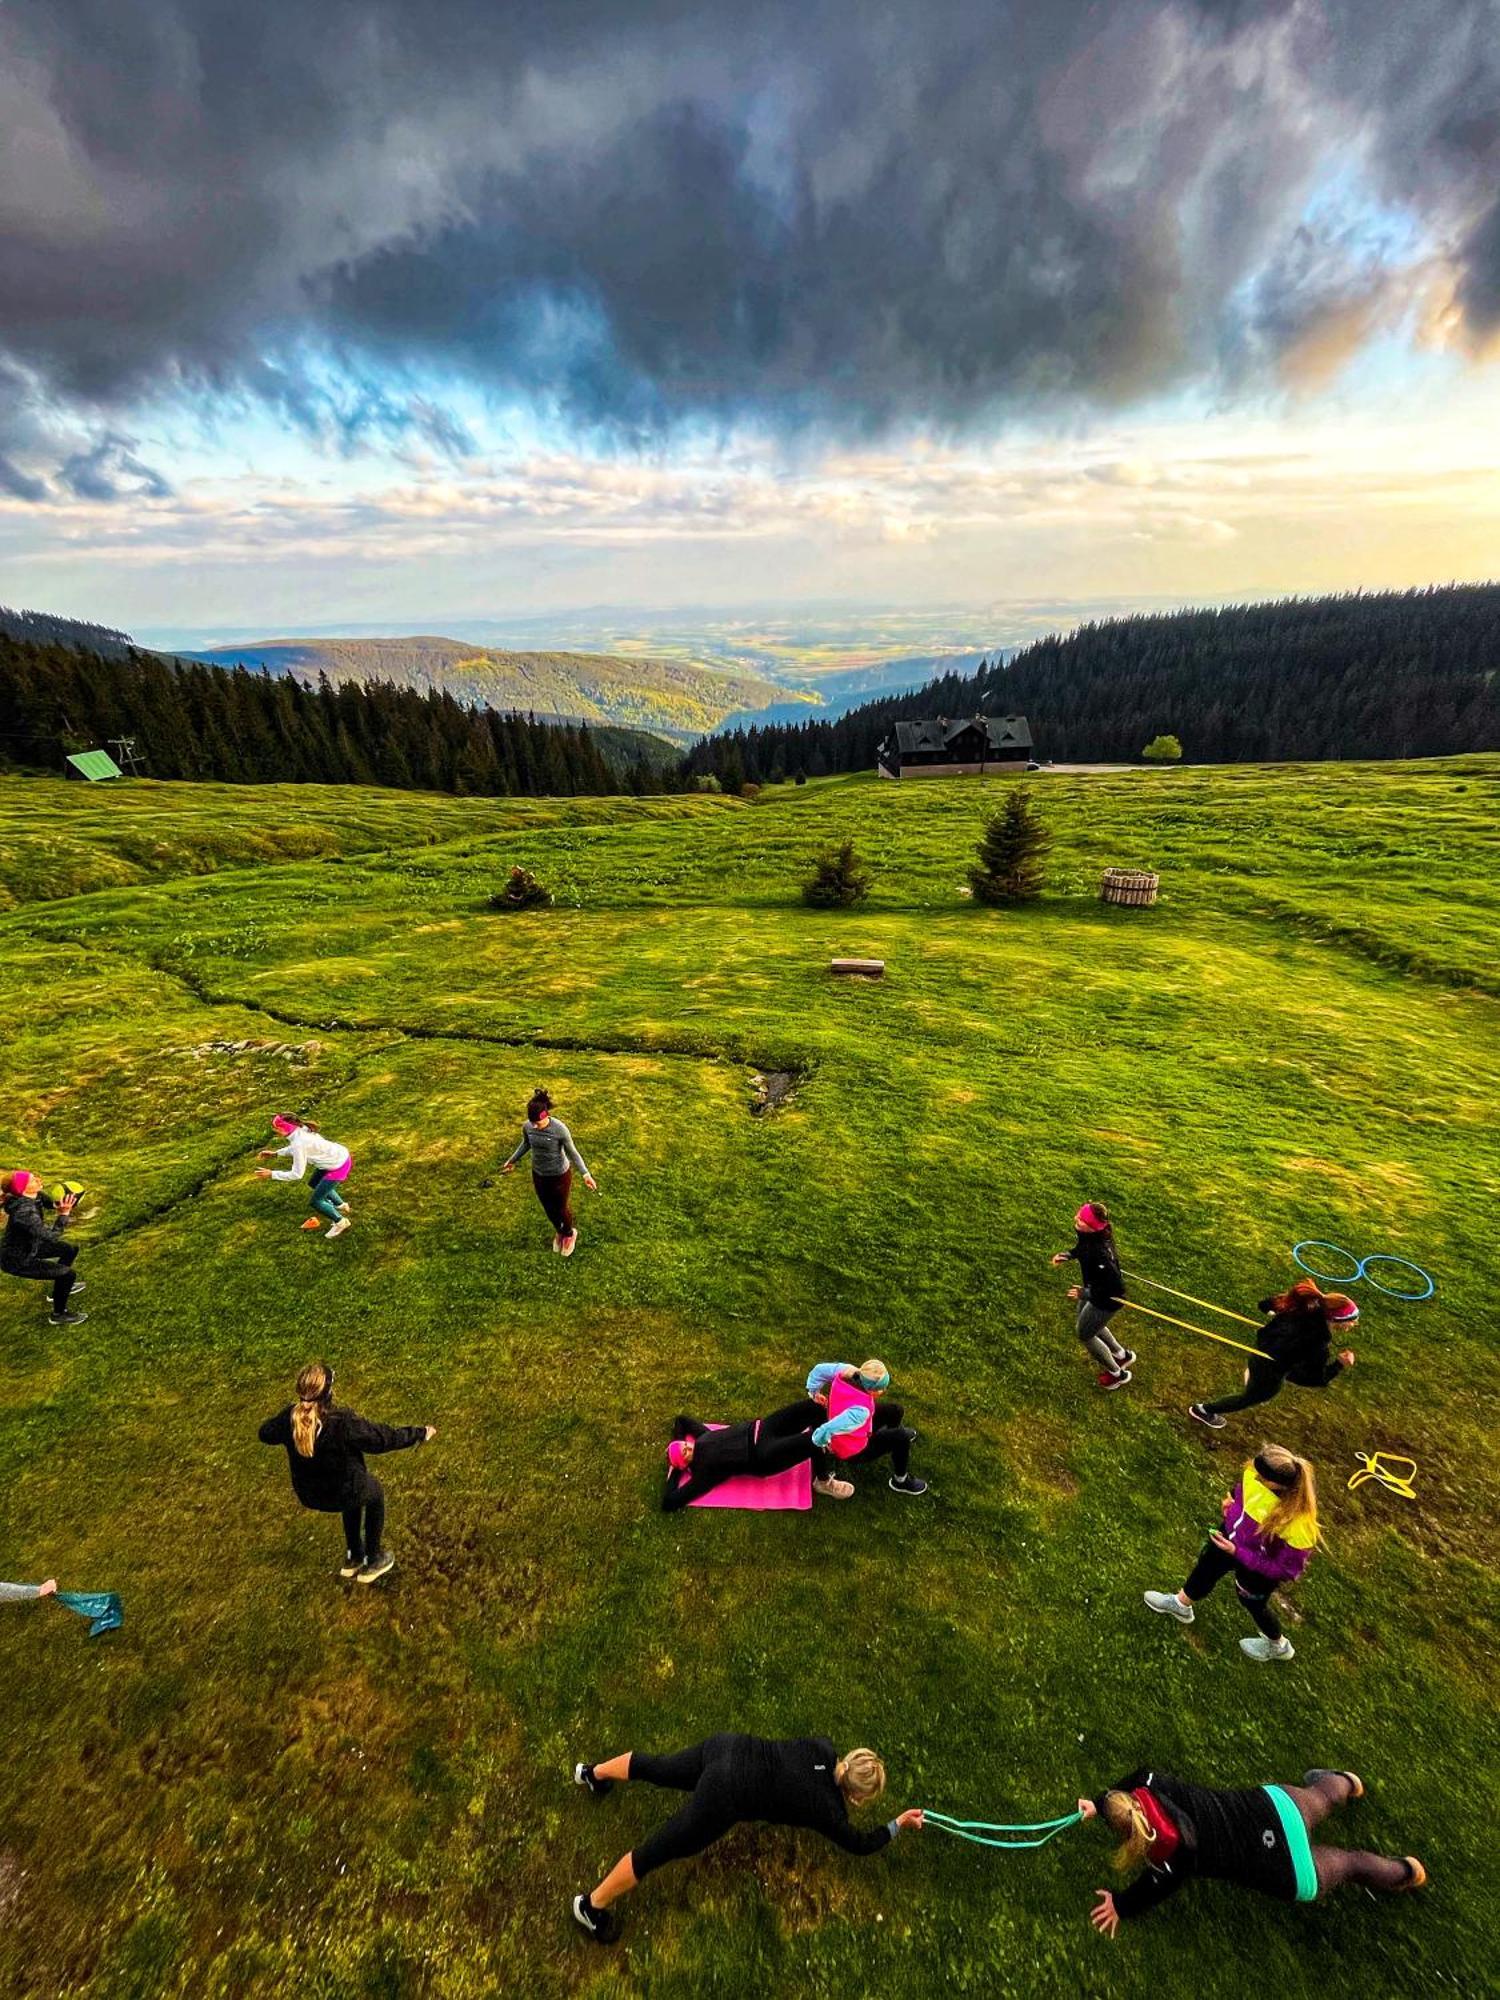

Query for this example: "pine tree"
[969,789,1050,905]
[802,838,872,908]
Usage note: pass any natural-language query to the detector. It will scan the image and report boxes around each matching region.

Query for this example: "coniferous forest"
[0,632,676,797]
[681,584,1500,784]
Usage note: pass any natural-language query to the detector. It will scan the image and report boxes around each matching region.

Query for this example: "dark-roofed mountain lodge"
[876,714,1033,779]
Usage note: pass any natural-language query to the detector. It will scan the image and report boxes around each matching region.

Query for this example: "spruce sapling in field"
[968,789,1050,904]
[489,865,553,910]
[802,839,872,908]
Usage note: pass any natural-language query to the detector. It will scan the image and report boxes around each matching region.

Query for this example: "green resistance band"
[922,1809,1084,1850]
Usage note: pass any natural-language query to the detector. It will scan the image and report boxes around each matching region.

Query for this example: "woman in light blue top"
[804,1358,927,1495]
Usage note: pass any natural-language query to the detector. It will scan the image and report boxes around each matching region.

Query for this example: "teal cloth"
[1263,1785,1318,1902]
[57,1590,123,1637]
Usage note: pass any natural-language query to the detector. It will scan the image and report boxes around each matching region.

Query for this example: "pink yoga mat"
[687,1425,814,1511]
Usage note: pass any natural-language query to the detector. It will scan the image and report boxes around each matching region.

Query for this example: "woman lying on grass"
[662,1403,854,1508]
[1144,1443,1318,1663]
[501,1087,596,1256]
[1190,1279,1356,1429]
[1081,1768,1424,1935]
[255,1115,354,1239]
[570,1736,923,1944]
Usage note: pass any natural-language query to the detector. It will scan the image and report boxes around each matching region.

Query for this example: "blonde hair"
[1101,1789,1155,1871]
[837,1749,887,1808]
[1254,1443,1319,1544]
[858,1359,889,1388]
[290,1361,334,1457]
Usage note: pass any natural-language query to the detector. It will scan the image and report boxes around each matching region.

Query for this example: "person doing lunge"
[1189,1280,1356,1430]
[2,1172,86,1325]
[255,1116,354,1239]
[662,1402,854,1509]
[1052,1203,1135,1390]
[501,1088,596,1257]
[258,1362,436,1584]
[1080,1768,1424,1935]
[569,1735,922,1943]
[804,1358,928,1495]
[1144,1444,1317,1663]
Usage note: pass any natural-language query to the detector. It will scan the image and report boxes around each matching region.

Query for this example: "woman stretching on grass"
[501,1089,595,1256]
[1189,1280,1356,1430]
[258,1362,436,1584]
[662,1404,854,1508]
[569,1736,923,1943]
[1144,1444,1317,1663]
[255,1116,353,1239]
[1080,1768,1424,1935]
[804,1358,928,1495]
[1052,1203,1135,1391]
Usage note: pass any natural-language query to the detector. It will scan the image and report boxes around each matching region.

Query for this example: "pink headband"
[1328,1300,1359,1322]
[666,1439,690,1470]
[1075,1204,1108,1231]
[272,1115,298,1136]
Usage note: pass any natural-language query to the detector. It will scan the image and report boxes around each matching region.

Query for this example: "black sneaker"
[571,1894,619,1944]
[1189,1403,1227,1430]
[68,1282,87,1298]
[1115,1348,1136,1369]
[356,1549,396,1584]
[1097,1368,1132,1391]
[574,1761,613,1797]
[888,1473,929,1496]
[339,1553,364,1580]
[48,1308,87,1326]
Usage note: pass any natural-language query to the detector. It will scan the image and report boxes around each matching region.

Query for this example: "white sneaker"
[325,1217,351,1240]
[813,1475,855,1499]
[1240,1635,1295,1662]
[552,1234,562,1254]
[560,1231,578,1258]
[1144,1591,1194,1623]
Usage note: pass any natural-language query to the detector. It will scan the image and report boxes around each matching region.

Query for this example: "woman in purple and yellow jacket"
[1143,1445,1317,1663]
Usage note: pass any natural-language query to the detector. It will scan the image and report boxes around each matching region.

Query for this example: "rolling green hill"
[191,635,804,741]
[0,761,1495,1998]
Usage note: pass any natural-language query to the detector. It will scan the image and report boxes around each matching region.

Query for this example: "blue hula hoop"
[1291,1241,1434,1302]
[1292,1240,1362,1284]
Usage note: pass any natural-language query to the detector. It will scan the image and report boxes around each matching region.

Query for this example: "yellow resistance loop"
[1348,1452,1417,1500]
[1114,1298,1265,1359]
[1119,1270,1261,1329]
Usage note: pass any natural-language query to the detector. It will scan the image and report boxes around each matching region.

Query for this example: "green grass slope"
[0,761,1496,1999]
[191,636,802,740]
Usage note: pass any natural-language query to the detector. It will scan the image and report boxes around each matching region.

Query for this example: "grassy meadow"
[1,761,1497,1999]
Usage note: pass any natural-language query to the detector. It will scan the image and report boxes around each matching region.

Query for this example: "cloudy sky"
[2,0,1498,639]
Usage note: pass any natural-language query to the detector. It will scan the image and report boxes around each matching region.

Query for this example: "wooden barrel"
[1100,867,1159,907]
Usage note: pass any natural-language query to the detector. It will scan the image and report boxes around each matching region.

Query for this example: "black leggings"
[1202,1360,1284,1418]
[1182,1540,1283,1641]
[3,1242,79,1312]
[629,1736,745,1877]
[848,1402,913,1477]
[1281,1773,1417,1896]
[340,1480,385,1562]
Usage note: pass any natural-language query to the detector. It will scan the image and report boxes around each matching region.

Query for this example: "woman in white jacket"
[255,1115,354,1238]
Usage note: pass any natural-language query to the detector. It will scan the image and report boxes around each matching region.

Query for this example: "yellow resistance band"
[1119,1270,1261,1329]
[1114,1298,1265,1360]
[1348,1452,1417,1500]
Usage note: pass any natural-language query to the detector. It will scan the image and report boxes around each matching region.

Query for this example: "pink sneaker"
[1097,1369,1132,1391]
[560,1231,578,1258]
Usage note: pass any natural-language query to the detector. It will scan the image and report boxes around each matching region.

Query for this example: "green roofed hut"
[64,749,124,782]
[876,714,1033,779]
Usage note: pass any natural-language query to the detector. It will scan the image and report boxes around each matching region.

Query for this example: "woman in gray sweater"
[502,1089,597,1256]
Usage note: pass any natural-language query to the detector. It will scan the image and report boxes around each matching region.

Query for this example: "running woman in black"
[570,1735,923,1942]
[663,1404,854,1507]
[1052,1202,1134,1391]
[1190,1280,1357,1429]
[1080,1769,1425,1936]
[258,1362,436,1584]
[2,1171,86,1325]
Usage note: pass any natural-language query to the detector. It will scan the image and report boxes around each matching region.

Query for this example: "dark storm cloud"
[0,0,1497,496]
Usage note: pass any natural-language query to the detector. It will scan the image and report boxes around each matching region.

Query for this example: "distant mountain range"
[183,635,803,743]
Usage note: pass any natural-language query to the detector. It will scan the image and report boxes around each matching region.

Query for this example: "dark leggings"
[340,1480,385,1562]
[629,1736,744,1877]
[672,1401,831,1487]
[534,1169,574,1237]
[1202,1360,1284,1418]
[1280,1773,1417,1896]
[3,1241,79,1312]
[849,1402,913,1477]
[1181,1541,1284,1642]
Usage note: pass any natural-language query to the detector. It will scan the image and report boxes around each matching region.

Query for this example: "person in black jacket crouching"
[2,1171,85,1325]
[1190,1280,1357,1430]
[258,1361,436,1584]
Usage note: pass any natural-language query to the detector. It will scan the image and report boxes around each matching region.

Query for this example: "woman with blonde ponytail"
[1078,1767,1425,1935]
[258,1362,436,1584]
[1145,1445,1319,1662]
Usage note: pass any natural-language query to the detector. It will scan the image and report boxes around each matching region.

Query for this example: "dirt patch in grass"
[750,1068,803,1115]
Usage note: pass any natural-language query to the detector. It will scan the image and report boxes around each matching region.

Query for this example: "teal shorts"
[1264,1785,1319,1903]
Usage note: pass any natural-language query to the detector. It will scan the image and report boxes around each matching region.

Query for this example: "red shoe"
[301,1218,322,1232]
[1097,1368,1132,1390]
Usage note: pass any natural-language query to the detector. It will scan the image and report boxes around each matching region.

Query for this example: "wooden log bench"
[829,958,885,978]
